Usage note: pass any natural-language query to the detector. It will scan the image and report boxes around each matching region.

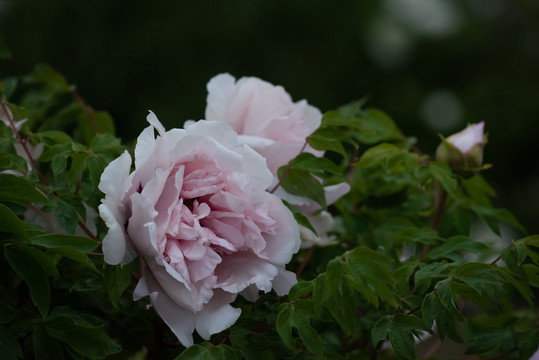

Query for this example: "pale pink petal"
[259,192,300,265]
[217,253,279,293]
[98,151,132,196]
[99,203,128,265]
[194,290,241,340]
[134,270,196,347]
[271,267,297,296]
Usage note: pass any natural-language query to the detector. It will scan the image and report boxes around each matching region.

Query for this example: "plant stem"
[420,181,448,260]
[296,246,315,278]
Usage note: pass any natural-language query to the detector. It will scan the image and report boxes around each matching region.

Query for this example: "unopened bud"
[436,122,487,176]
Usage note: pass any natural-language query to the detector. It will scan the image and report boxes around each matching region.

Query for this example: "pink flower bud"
[436,122,487,175]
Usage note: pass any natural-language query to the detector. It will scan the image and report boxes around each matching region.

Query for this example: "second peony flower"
[98,112,300,346]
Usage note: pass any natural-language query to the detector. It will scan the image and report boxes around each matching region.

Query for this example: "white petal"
[260,192,300,265]
[194,290,240,340]
[134,270,196,347]
[98,151,132,196]
[217,253,279,293]
[146,111,166,137]
[99,203,128,265]
[271,267,297,296]
[127,193,159,256]
[134,126,156,170]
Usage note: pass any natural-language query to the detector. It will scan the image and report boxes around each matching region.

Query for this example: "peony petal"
[99,203,128,265]
[98,151,132,196]
[134,126,156,170]
[271,267,297,296]
[194,290,241,340]
[259,192,300,265]
[146,111,166,137]
[127,193,159,256]
[134,270,196,347]
[217,252,279,293]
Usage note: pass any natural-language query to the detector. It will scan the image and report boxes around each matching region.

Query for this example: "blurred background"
[1,0,538,233]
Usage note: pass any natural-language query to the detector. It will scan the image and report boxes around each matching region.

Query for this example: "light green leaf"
[278,168,326,208]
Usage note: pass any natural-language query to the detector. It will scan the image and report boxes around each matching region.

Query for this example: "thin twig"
[71,89,101,133]
[296,246,315,278]
[1,100,50,186]
[420,181,448,260]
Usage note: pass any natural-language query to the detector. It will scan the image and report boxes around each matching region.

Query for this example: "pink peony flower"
[205,73,350,245]
[98,112,300,346]
[205,73,323,175]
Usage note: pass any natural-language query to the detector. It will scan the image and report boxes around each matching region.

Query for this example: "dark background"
[1,0,538,233]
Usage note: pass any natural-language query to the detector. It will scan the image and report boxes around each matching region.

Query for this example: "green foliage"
[0,65,538,360]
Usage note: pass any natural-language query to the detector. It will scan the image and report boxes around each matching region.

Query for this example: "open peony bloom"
[98,112,300,346]
[205,73,350,245]
[436,122,486,175]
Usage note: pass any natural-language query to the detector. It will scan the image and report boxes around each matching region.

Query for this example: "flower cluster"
[98,74,349,346]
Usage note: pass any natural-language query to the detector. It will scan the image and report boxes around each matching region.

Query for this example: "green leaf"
[33,325,65,360]
[176,343,238,360]
[103,264,132,309]
[421,292,462,342]
[5,246,59,317]
[371,318,390,346]
[466,327,514,354]
[44,314,121,359]
[414,261,450,287]
[0,174,50,206]
[428,162,459,199]
[388,327,416,360]
[355,109,402,144]
[346,247,397,308]
[0,203,28,240]
[308,127,347,155]
[37,130,74,146]
[23,64,71,94]
[357,143,404,169]
[278,168,326,208]
[289,152,345,180]
[0,152,28,173]
[30,233,98,253]
[282,200,317,235]
[52,197,81,234]
[0,325,23,360]
[427,235,487,261]
[276,304,296,351]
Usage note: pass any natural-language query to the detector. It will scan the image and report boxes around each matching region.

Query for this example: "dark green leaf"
[388,327,416,360]
[371,318,390,346]
[278,168,326,208]
[175,343,238,360]
[33,325,65,360]
[5,246,58,317]
[427,235,487,261]
[0,203,28,240]
[0,174,50,206]
[44,314,121,359]
[467,327,514,354]
[0,35,12,60]
[23,64,71,94]
[355,109,402,144]
[103,263,132,309]
[414,262,450,287]
[30,233,98,253]
[282,200,317,235]
[0,325,23,360]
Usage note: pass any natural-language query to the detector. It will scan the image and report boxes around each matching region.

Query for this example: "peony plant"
[1,64,539,360]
